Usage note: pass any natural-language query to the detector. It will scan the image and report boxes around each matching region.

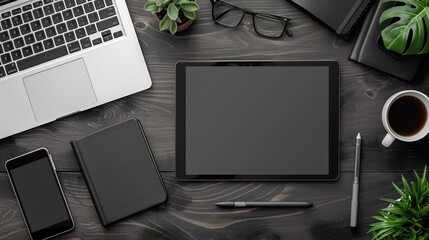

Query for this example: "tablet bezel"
[176,61,340,181]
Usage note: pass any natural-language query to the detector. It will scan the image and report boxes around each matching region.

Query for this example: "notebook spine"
[71,141,108,226]
[346,0,376,36]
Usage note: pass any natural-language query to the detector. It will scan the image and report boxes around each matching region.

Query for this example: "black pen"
[215,201,313,208]
[350,133,361,231]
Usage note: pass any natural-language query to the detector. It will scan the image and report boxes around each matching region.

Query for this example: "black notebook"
[287,0,374,38]
[71,119,167,226]
[349,0,429,82]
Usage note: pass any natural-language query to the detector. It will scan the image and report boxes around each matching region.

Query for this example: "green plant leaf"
[155,0,163,7]
[180,2,199,12]
[167,3,179,20]
[169,20,177,34]
[176,0,188,4]
[143,1,157,12]
[159,14,172,31]
[380,0,429,55]
[182,9,196,20]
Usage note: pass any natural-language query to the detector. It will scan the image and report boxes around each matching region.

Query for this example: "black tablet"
[176,61,340,181]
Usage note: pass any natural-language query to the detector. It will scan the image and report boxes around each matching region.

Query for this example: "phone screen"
[6,149,74,240]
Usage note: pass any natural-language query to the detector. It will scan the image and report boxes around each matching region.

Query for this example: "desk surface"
[1,0,429,239]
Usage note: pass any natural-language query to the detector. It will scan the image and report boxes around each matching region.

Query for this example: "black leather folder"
[349,0,429,82]
[71,119,167,226]
[287,0,374,38]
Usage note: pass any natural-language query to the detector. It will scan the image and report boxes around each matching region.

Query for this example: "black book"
[287,0,374,39]
[349,0,429,82]
[71,119,167,226]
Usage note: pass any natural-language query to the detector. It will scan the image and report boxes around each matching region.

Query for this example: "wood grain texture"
[0,172,416,240]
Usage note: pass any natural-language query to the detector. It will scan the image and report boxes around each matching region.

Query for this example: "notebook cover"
[349,0,429,82]
[71,118,167,226]
[287,0,374,39]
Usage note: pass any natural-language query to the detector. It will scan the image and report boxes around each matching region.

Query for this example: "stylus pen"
[215,201,313,208]
[350,133,361,231]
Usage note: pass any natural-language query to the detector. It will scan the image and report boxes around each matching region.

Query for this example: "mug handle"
[382,133,395,147]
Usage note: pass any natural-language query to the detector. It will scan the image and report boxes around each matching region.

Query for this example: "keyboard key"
[24,33,35,44]
[44,0,53,4]
[52,13,63,24]
[46,26,56,37]
[77,16,88,26]
[75,28,86,38]
[43,4,55,15]
[5,62,17,75]
[0,31,9,42]
[3,41,13,51]
[20,24,31,34]
[84,2,95,13]
[64,31,75,42]
[56,23,67,33]
[54,35,65,45]
[1,19,12,30]
[0,45,3,54]
[11,49,22,60]
[18,46,68,70]
[1,12,11,19]
[80,37,91,48]
[41,16,52,27]
[65,0,76,8]
[62,9,73,20]
[22,46,33,56]
[1,53,11,64]
[9,27,19,38]
[105,0,112,6]
[0,67,5,77]
[103,34,112,42]
[12,8,22,15]
[54,1,66,12]
[14,37,24,48]
[96,16,118,31]
[30,20,41,31]
[22,12,34,22]
[73,6,84,16]
[33,8,44,19]
[77,0,86,4]
[35,30,46,41]
[99,6,115,19]
[33,42,43,53]
[88,12,98,23]
[67,41,80,53]
[67,19,78,30]
[101,29,110,37]
[85,24,96,35]
[43,38,54,49]
[92,37,101,45]
[11,15,23,26]
[22,4,33,11]
[94,0,105,9]
[33,1,43,8]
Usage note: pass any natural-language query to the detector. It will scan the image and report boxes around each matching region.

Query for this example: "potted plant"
[380,0,429,55]
[143,0,200,35]
[368,166,429,240]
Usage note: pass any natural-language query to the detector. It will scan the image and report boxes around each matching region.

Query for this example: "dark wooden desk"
[1,0,429,239]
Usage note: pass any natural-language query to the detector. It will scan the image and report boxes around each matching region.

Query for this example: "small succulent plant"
[368,166,429,240]
[144,0,200,35]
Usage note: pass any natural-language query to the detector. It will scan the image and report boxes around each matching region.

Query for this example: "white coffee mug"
[382,90,429,147]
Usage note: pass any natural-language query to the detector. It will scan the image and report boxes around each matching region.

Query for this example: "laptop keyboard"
[0,0,124,78]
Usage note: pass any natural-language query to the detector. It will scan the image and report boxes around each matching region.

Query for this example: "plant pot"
[155,13,194,34]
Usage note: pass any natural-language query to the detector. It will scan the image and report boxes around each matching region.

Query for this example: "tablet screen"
[185,66,330,175]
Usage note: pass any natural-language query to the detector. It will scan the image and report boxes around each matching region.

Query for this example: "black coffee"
[388,96,428,137]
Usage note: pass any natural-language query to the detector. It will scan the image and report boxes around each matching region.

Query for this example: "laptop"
[0,0,152,139]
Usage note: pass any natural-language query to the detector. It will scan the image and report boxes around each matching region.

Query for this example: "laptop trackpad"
[23,59,97,122]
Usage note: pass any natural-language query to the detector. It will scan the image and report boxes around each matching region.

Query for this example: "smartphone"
[5,148,74,240]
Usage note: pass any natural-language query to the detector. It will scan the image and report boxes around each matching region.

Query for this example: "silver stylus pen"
[350,133,361,231]
[215,201,313,208]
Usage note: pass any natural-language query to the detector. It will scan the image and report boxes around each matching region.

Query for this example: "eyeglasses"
[210,0,293,38]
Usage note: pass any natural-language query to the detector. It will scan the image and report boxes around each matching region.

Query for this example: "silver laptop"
[0,0,152,139]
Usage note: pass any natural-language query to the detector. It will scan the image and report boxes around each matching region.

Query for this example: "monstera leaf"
[380,0,429,55]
